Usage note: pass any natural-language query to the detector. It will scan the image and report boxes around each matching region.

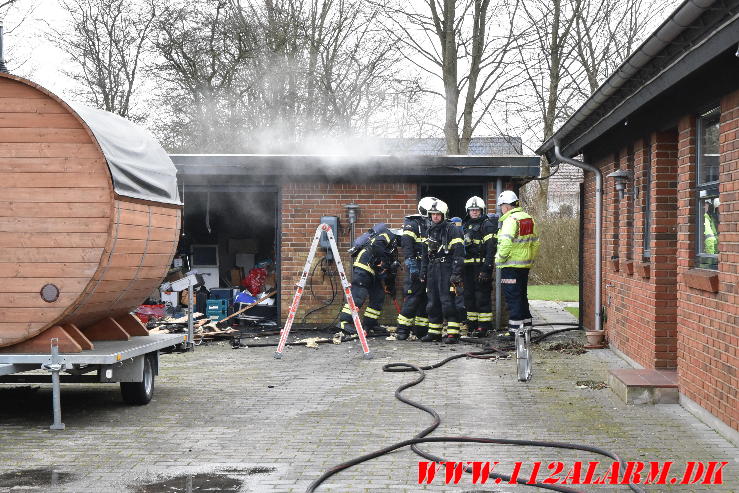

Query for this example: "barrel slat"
[0,263,100,277]
[0,218,110,233]
[0,278,90,293]
[0,114,81,128]
[1,308,71,323]
[0,173,110,188]
[0,232,109,248]
[0,98,67,113]
[0,248,104,263]
[1,188,110,202]
[98,265,169,281]
[91,278,161,294]
[0,158,107,173]
[0,292,78,308]
[117,224,179,241]
[114,239,174,254]
[0,128,92,143]
[0,82,51,99]
[0,143,101,158]
[0,203,111,218]
[108,252,175,268]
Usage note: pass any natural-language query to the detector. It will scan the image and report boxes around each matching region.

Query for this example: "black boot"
[396,330,410,341]
[443,333,459,344]
[472,328,488,338]
[420,332,442,342]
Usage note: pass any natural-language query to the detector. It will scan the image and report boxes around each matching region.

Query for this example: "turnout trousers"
[463,264,493,332]
[425,259,461,337]
[339,269,385,332]
[500,267,532,330]
[397,275,429,337]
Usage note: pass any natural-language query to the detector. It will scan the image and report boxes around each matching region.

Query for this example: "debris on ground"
[332,332,343,344]
[576,380,609,390]
[296,337,323,349]
[543,340,587,355]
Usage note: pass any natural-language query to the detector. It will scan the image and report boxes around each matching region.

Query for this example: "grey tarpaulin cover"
[70,103,181,205]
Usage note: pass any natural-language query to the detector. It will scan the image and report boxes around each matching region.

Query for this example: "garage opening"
[420,183,487,218]
[175,186,279,325]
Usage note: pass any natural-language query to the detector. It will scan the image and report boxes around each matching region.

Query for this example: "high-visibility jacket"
[704,213,718,254]
[495,207,540,269]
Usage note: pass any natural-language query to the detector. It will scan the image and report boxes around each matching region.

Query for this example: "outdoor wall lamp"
[607,169,633,200]
[345,202,360,224]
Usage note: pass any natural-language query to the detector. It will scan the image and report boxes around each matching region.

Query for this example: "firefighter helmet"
[418,196,439,216]
[426,199,449,219]
[465,196,486,214]
[497,190,519,205]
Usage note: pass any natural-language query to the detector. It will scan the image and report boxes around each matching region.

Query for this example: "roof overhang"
[537,0,739,161]
[171,154,540,183]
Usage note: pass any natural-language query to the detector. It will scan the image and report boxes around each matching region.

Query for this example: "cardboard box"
[230,267,243,286]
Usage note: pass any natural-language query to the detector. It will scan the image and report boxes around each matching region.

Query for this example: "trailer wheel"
[120,355,155,405]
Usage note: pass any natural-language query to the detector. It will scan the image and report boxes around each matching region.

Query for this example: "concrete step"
[608,368,679,405]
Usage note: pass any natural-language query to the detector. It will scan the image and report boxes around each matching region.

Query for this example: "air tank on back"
[0,72,181,351]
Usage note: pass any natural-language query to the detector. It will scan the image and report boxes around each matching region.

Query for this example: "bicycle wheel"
[516,329,532,382]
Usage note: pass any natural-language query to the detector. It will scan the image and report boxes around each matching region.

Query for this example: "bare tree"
[48,0,160,118]
[376,0,521,154]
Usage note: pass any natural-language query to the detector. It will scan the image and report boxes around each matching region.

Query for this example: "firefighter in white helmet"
[420,199,465,343]
[461,196,498,337]
[495,190,540,340]
[395,197,434,340]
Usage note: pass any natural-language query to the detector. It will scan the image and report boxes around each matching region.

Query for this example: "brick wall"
[581,88,739,431]
[675,90,739,431]
[280,182,417,325]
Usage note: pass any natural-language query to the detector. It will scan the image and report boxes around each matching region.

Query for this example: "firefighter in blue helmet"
[338,223,399,335]
[395,198,436,341]
[462,196,498,337]
[421,199,465,344]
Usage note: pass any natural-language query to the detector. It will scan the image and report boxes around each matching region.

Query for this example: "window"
[696,108,720,270]
[642,140,652,260]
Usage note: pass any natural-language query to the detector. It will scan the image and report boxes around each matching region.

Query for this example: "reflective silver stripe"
[499,234,514,240]
[500,278,517,284]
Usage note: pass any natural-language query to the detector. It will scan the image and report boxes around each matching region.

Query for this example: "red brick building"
[538,0,738,442]
[171,154,538,326]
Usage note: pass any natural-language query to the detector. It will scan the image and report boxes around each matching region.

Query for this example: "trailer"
[0,333,187,430]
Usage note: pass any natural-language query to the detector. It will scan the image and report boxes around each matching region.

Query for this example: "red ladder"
[274,223,372,359]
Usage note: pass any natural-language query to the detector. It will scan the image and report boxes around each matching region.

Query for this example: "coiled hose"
[306,328,645,493]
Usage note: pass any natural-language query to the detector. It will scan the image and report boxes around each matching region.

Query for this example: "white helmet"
[418,196,439,216]
[426,198,449,219]
[465,196,485,214]
[497,190,519,206]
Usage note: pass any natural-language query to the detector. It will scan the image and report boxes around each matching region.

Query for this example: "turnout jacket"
[421,220,465,278]
[401,214,428,276]
[353,226,396,277]
[495,207,540,268]
[462,216,497,272]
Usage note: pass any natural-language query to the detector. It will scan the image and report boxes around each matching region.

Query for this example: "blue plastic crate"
[206,299,228,311]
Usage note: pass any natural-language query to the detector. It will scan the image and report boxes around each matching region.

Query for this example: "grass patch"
[565,306,580,319]
[528,284,579,301]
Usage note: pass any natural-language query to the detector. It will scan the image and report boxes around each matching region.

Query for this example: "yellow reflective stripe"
[464,258,483,263]
[397,314,414,325]
[467,312,479,321]
[478,313,493,321]
[364,311,380,319]
[448,237,463,248]
[427,329,442,334]
[447,328,460,334]
[483,233,495,242]
[416,237,426,242]
[429,323,443,329]
[403,230,418,238]
[341,305,353,314]
[447,321,460,328]
[365,307,381,315]
[414,317,429,326]
[380,233,390,243]
[354,262,375,274]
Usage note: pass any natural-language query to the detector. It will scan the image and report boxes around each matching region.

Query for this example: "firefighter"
[420,199,465,344]
[495,191,540,341]
[338,223,399,335]
[461,196,497,337]
[395,197,436,341]
[449,216,467,322]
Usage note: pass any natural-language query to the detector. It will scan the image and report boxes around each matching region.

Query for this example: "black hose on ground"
[306,342,645,493]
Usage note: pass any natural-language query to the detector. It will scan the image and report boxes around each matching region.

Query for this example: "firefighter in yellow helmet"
[495,191,540,340]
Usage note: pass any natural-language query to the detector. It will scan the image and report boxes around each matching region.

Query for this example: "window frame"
[695,107,720,270]
[642,139,652,260]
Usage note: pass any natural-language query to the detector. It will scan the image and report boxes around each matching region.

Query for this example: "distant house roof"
[548,164,584,196]
[379,136,523,156]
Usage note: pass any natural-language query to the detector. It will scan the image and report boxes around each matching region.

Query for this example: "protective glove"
[404,258,420,276]
[477,270,491,283]
[449,273,463,286]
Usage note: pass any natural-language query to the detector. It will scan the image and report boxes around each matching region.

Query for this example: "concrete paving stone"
[0,300,735,492]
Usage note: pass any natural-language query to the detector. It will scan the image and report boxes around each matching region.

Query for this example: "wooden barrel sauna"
[0,72,181,352]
